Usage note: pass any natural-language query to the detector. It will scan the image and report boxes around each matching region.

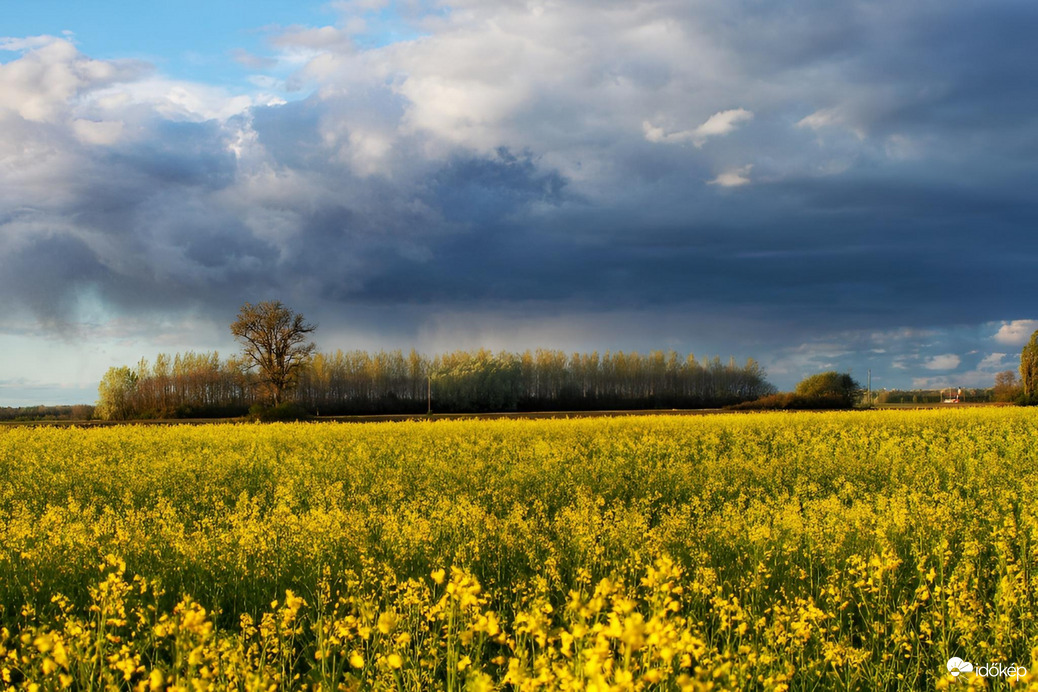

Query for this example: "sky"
[1,0,1037,405]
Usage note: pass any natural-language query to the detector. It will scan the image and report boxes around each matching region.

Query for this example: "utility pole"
[867,369,871,406]
[427,374,432,415]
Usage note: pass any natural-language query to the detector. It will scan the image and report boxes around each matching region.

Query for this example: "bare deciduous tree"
[231,301,316,406]
[993,370,1021,402]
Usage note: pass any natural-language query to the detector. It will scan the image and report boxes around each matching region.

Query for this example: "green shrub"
[248,402,311,421]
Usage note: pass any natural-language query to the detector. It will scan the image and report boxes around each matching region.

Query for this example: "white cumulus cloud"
[993,319,1038,346]
[977,352,1007,371]
[923,354,961,370]
[707,165,753,187]
[644,108,754,147]
[0,35,146,123]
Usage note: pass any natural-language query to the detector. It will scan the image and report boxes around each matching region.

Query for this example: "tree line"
[0,405,95,422]
[96,347,776,420]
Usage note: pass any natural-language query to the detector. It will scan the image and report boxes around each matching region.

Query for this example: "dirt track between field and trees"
[0,401,1011,426]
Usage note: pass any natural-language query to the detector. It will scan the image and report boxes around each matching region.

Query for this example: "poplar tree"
[1021,330,1038,398]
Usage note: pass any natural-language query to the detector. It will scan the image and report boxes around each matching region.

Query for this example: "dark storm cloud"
[874,5,1038,126]
[1,0,1036,392]
[0,235,106,325]
[430,150,567,225]
[248,100,326,167]
[105,120,237,188]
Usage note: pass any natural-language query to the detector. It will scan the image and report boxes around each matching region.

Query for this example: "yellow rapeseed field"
[1,409,1038,690]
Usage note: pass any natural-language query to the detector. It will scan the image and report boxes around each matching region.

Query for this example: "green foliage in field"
[1,411,1038,689]
[793,372,860,407]
[730,372,863,411]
